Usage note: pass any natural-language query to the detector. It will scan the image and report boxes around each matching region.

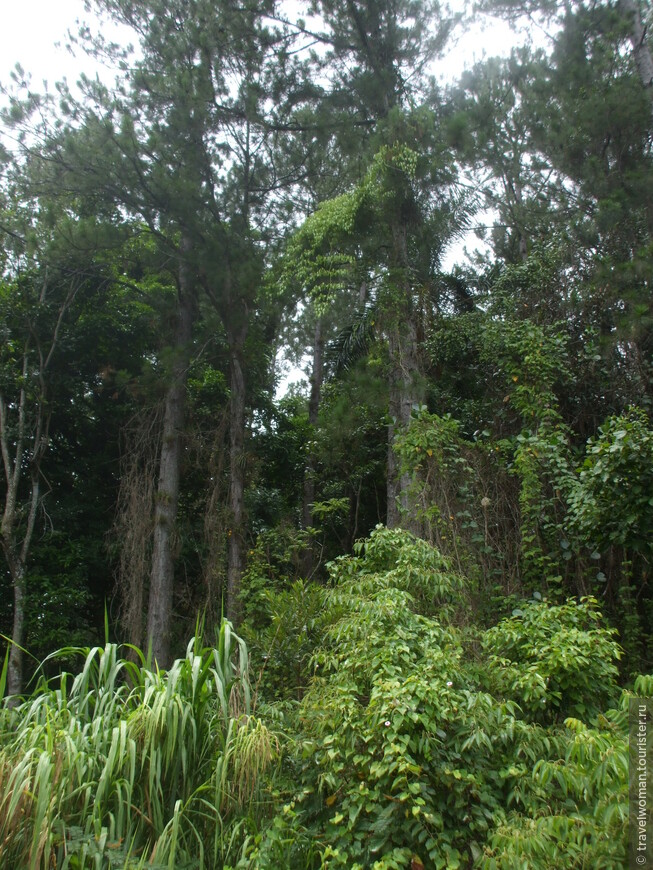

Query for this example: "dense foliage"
[1,0,653,865]
[1,529,649,868]
[0,621,273,868]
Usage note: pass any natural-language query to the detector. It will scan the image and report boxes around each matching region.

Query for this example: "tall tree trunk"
[4,468,40,699]
[1,272,62,698]
[226,325,247,625]
[146,240,196,668]
[301,315,325,575]
[0,368,27,698]
[386,316,423,534]
[506,173,529,263]
[386,221,424,536]
[7,565,25,698]
[620,0,653,119]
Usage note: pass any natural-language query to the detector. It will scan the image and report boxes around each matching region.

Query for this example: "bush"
[251,528,634,870]
[569,407,653,555]
[481,596,622,723]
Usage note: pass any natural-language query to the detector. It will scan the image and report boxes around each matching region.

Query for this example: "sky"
[0,0,524,93]
[1,0,90,87]
[0,0,122,90]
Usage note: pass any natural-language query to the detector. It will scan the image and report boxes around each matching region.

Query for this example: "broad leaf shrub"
[481,711,630,869]
[569,407,653,556]
[481,596,621,723]
[250,527,642,869]
[0,621,276,869]
[565,407,653,673]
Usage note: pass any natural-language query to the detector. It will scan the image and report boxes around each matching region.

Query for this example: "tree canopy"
[0,0,652,865]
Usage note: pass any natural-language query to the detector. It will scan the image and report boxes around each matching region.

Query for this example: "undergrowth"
[0,620,276,869]
[1,528,650,869]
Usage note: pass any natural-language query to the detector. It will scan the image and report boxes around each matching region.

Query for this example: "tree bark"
[386,315,423,535]
[226,325,247,625]
[1,270,67,697]
[146,239,196,668]
[6,564,25,698]
[4,467,41,699]
[301,315,325,575]
[1,352,30,700]
[505,173,529,263]
[386,220,424,536]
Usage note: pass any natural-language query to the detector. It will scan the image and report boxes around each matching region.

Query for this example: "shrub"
[251,528,634,870]
[482,596,622,723]
[569,407,653,556]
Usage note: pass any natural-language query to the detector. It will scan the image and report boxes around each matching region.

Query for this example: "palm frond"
[326,303,378,376]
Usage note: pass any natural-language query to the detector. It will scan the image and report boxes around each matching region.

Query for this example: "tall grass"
[0,621,276,869]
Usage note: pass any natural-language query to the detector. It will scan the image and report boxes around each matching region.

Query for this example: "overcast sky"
[1,0,98,87]
[0,0,524,93]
